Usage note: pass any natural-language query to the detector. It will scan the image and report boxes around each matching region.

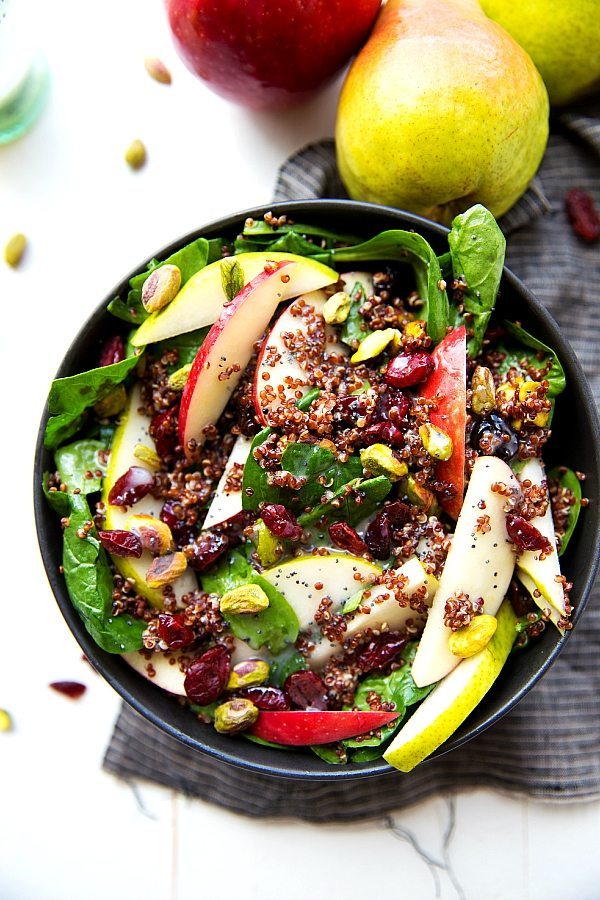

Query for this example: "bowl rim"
[34,198,600,780]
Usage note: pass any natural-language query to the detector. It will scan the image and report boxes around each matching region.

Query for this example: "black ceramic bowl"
[34,200,600,779]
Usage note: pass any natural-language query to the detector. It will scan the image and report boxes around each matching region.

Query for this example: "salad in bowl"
[39,203,588,772]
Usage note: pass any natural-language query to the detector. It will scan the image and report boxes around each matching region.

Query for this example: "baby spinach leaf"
[108,237,212,323]
[54,439,107,494]
[332,230,449,344]
[44,354,141,450]
[62,492,145,653]
[340,280,373,347]
[234,219,360,259]
[220,257,244,302]
[280,443,363,508]
[224,575,299,655]
[154,327,210,371]
[269,647,308,687]
[201,548,252,595]
[244,734,288,750]
[42,471,70,515]
[501,321,566,398]
[298,476,392,528]
[349,745,389,763]
[241,427,277,511]
[311,743,348,765]
[448,205,506,357]
[548,466,582,556]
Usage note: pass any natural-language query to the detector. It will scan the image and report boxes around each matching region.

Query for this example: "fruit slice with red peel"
[419,326,466,519]
[250,710,401,746]
[179,261,297,458]
[253,290,348,426]
[202,435,252,530]
[131,251,338,347]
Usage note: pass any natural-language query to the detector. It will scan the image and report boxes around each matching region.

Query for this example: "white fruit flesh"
[179,262,297,457]
[253,290,348,426]
[517,571,565,633]
[122,649,188,696]
[340,270,374,299]
[202,435,252,530]
[131,252,338,347]
[310,557,437,669]
[103,385,198,606]
[515,458,566,619]
[384,599,517,772]
[411,456,519,688]
[261,552,381,632]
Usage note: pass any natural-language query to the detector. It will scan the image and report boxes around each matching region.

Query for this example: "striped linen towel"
[103,102,600,820]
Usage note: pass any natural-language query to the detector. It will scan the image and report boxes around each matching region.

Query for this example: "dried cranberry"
[108,466,155,507]
[158,613,195,650]
[383,501,413,526]
[333,395,368,427]
[565,189,600,243]
[160,501,195,547]
[98,529,143,558]
[328,522,368,555]
[99,335,125,367]
[284,670,329,710]
[238,685,290,711]
[374,387,409,423]
[506,513,552,553]
[385,352,434,388]
[149,406,179,459]
[361,421,404,447]
[184,645,231,705]
[49,681,87,699]
[470,413,519,463]
[365,511,392,559]
[261,503,302,540]
[186,532,229,572]
[355,632,408,673]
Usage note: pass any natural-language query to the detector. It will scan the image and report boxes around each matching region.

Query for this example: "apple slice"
[411,455,519,688]
[310,557,438,668]
[260,552,382,633]
[131,251,338,347]
[179,261,299,458]
[383,599,517,772]
[515,458,566,622]
[202,435,252,530]
[251,710,401,746]
[253,290,348,425]
[103,385,198,606]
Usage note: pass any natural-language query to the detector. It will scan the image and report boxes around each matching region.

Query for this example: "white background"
[1,1,599,898]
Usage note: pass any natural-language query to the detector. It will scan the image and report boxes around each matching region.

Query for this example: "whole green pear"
[336,0,549,224]
[480,0,600,106]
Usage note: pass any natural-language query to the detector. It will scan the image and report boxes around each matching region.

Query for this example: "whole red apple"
[165,0,382,110]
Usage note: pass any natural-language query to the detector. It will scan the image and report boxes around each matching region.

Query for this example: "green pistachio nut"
[448,614,498,658]
[351,328,401,364]
[125,139,147,170]
[220,583,270,615]
[226,658,270,690]
[251,519,282,567]
[145,551,187,588]
[360,443,408,481]
[167,363,193,391]
[133,443,161,469]
[142,264,181,313]
[0,709,13,732]
[401,474,438,514]
[419,423,453,461]
[214,698,259,734]
[323,290,351,324]
[471,366,496,416]
[4,233,26,268]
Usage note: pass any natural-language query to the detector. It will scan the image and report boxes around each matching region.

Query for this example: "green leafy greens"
[548,466,582,555]
[55,439,108,494]
[340,280,372,347]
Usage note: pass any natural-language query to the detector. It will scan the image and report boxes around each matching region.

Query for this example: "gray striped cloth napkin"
[103,102,600,819]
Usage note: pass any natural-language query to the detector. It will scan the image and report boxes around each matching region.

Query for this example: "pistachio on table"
[125,139,147,170]
[144,56,172,85]
[4,233,26,268]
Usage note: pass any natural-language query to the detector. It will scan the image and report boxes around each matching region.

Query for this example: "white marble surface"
[1,1,599,897]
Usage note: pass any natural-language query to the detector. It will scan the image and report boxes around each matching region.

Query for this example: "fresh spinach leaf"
[296,387,321,411]
[44,354,140,449]
[332,230,449,344]
[448,205,506,357]
[244,734,288,750]
[220,257,244,302]
[42,471,70,515]
[241,427,277,511]
[108,237,212,323]
[189,702,219,721]
[234,219,360,260]
[155,327,210,371]
[349,745,389,763]
[55,439,107,494]
[224,574,299,655]
[280,443,363,509]
[311,744,348,765]
[340,280,373,347]
[201,548,252,595]
[548,466,582,555]
[501,321,566,398]
[62,492,145,652]
[298,476,392,528]
[269,647,307,687]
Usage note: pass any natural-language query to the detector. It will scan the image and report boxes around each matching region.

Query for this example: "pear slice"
[260,552,381,632]
[411,456,519,688]
[384,598,517,772]
[103,385,198,607]
[131,251,338,347]
[340,270,374,298]
[310,557,438,669]
[516,571,565,634]
[202,435,252,530]
[515,458,566,620]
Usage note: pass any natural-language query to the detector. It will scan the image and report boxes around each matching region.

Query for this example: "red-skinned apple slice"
[179,261,297,459]
[250,710,401,746]
[419,326,466,519]
[253,290,348,426]
[202,435,252,530]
